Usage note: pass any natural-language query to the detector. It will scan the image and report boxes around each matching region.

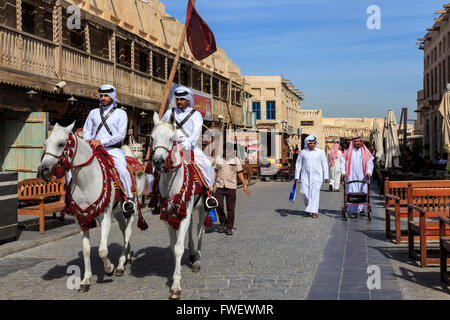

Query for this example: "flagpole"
[158,0,196,119]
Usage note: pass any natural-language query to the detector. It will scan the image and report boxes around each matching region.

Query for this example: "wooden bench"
[439,216,450,284]
[407,187,450,267]
[384,178,450,244]
[17,177,66,234]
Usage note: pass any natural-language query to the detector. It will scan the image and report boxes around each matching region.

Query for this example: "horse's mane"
[151,120,175,135]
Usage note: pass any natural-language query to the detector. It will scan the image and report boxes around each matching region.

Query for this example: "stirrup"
[205,196,218,209]
[122,200,135,214]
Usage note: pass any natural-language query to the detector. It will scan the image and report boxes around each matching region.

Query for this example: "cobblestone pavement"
[0,180,448,300]
[0,181,336,300]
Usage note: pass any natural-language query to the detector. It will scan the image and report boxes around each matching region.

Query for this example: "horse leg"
[79,230,92,292]
[114,211,128,277]
[98,213,115,276]
[188,215,196,263]
[166,222,177,259]
[169,217,191,300]
[125,214,134,265]
[192,207,207,273]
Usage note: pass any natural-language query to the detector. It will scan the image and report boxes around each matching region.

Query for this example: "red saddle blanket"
[64,147,148,231]
[148,163,204,230]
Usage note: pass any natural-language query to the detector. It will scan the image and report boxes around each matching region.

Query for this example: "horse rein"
[42,133,95,172]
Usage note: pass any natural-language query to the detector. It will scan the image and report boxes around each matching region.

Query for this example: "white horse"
[150,112,207,300]
[37,122,146,292]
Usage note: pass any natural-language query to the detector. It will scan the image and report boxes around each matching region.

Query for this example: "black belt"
[109,143,122,148]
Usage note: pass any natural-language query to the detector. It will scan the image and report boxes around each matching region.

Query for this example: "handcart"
[341,178,372,221]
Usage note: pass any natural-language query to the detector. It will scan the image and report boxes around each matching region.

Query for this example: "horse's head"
[37,122,75,182]
[150,112,178,173]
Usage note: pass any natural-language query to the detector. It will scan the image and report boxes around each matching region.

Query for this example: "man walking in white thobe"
[83,84,135,216]
[295,135,329,218]
[340,136,374,218]
[328,142,343,192]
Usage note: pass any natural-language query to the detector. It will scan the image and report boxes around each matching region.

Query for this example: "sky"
[161,0,446,122]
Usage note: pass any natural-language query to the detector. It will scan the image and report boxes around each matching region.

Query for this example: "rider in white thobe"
[161,86,214,189]
[82,84,135,213]
[295,135,329,217]
[340,137,374,217]
[328,143,343,192]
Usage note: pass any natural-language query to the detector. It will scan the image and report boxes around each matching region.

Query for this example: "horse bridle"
[149,141,182,171]
[42,133,95,178]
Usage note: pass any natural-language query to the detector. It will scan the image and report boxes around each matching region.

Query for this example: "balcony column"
[111,30,116,86]
[16,0,23,70]
[131,40,135,94]
[53,0,62,78]
[85,23,91,85]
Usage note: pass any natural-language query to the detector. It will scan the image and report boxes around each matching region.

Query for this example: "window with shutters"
[116,37,131,67]
[89,24,109,59]
[266,101,276,120]
[22,0,53,41]
[134,44,150,73]
[0,0,17,28]
[152,51,165,79]
[252,101,261,120]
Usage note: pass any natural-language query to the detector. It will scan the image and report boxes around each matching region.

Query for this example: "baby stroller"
[341,178,372,221]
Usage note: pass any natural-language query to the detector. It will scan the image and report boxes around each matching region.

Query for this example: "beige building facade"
[243,76,303,161]
[416,4,450,158]
[0,0,251,178]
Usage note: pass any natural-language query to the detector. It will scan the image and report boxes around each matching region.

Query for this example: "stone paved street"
[0,181,449,300]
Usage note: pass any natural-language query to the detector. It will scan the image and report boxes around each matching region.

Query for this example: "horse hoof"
[192,262,201,273]
[105,266,115,277]
[115,269,125,277]
[189,254,196,263]
[78,284,90,293]
[169,289,181,300]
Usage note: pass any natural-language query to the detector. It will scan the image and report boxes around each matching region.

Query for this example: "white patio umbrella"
[439,91,450,150]
[384,110,401,168]
[372,119,385,165]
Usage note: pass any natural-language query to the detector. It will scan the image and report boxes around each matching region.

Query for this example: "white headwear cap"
[98,84,119,107]
[304,134,319,150]
[174,86,194,108]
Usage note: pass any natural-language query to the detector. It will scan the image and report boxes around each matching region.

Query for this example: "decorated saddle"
[146,150,213,230]
[52,133,148,231]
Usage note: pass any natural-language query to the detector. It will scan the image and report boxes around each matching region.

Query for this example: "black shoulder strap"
[171,109,196,138]
[94,107,117,138]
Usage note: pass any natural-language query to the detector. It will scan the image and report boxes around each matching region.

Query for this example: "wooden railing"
[90,55,114,87]
[1,26,56,78]
[62,46,89,83]
[0,27,20,69]
[0,25,157,101]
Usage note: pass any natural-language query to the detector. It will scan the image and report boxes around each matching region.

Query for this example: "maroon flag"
[186,0,217,61]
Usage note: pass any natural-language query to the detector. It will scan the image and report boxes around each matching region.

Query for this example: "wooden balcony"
[0,25,159,110]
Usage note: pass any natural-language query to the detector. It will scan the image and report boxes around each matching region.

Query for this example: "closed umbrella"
[384,110,401,168]
[439,92,450,148]
[438,92,450,164]
[372,119,385,165]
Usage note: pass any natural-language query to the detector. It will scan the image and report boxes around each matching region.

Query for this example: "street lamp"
[26,90,37,98]
[67,96,78,105]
